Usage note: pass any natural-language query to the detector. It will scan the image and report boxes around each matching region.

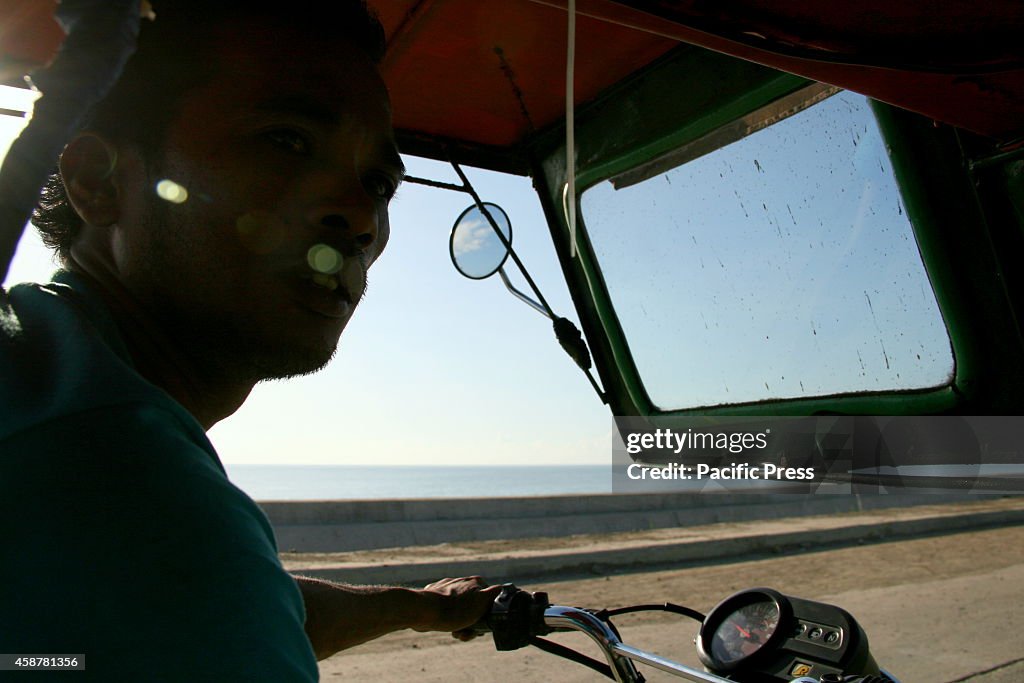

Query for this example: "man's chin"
[170,305,345,385]
[251,343,339,382]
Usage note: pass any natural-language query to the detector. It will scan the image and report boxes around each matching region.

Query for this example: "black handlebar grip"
[474,583,551,651]
[466,583,517,638]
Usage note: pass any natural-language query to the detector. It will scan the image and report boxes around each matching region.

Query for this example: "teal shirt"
[0,272,318,681]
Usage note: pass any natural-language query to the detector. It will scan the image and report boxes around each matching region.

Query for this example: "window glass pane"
[580,90,953,410]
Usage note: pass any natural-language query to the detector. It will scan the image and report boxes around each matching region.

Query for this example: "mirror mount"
[498,268,551,319]
[448,161,558,318]
[410,161,556,316]
[425,157,607,404]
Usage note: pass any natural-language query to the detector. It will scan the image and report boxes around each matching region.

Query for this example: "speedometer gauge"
[696,588,791,673]
[697,588,878,679]
[710,599,781,664]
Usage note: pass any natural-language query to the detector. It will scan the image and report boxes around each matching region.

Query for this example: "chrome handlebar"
[542,605,734,683]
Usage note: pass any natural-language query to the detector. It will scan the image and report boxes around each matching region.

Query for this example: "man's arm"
[295,575,499,660]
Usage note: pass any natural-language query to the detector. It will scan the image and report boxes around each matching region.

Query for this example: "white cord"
[565,0,578,258]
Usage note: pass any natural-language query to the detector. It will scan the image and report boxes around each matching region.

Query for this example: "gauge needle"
[734,623,752,638]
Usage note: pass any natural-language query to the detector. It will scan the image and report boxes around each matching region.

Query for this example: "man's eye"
[264,129,311,155]
[364,173,397,200]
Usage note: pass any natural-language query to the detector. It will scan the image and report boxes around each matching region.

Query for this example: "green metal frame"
[525,43,1024,417]
[872,104,1024,409]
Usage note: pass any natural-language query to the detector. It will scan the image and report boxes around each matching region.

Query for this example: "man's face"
[112,21,402,383]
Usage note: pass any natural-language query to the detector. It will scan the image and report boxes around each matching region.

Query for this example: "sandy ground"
[315,523,1024,682]
[279,498,1024,575]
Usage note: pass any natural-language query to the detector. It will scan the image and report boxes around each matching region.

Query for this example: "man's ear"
[59,133,120,227]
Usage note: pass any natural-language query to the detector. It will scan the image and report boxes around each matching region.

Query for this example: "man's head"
[34,1,403,387]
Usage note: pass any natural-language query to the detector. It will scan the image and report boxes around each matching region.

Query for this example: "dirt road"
[318,523,1024,682]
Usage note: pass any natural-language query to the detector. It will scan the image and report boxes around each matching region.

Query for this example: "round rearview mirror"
[449,202,512,280]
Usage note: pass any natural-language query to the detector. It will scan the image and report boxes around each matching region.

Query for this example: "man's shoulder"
[1,273,128,362]
[0,401,318,682]
[0,273,269,562]
[0,400,252,534]
[0,273,194,443]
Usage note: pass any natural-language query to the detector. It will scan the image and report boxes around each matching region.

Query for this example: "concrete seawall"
[259,491,984,553]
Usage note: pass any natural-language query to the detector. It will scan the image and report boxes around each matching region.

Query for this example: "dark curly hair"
[32,1,386,261]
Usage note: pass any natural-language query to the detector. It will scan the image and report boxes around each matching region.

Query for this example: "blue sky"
[581,91,952,410]
[1,85,611,465]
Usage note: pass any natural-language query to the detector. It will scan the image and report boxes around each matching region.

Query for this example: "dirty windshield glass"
[580,91,954,410]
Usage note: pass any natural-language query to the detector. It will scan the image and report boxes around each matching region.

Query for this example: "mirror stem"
[498,268,551,319]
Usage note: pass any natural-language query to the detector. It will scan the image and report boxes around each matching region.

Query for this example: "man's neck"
[65,257,252,430]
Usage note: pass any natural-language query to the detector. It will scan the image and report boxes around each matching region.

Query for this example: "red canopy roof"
[373,0,1024,145]
[4,0,1022,146]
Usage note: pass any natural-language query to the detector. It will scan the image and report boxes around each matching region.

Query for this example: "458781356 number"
[0,654,85,671]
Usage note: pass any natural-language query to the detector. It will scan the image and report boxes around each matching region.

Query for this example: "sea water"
[224,464,611,501]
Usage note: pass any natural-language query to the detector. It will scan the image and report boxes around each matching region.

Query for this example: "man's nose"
[308,202,379,254]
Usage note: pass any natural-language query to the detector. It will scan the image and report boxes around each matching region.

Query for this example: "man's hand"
[413,576,501,640]
[295,574,500,659]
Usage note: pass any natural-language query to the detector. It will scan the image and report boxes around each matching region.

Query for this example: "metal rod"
[968,145,1024,171]
[402,174,469,193]
[498,268,551,319]
[381,0,438,72]
[610,643,731,682]
[543,607,644,682]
